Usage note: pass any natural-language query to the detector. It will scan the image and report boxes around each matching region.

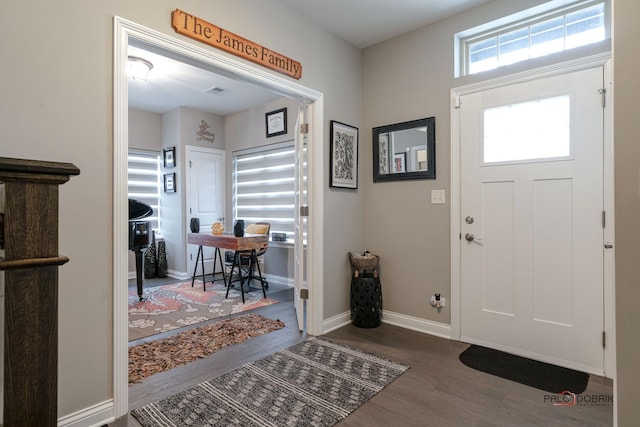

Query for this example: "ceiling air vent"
[204,86,227,95]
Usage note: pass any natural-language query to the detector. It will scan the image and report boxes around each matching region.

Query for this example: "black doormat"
[459,345,589,394]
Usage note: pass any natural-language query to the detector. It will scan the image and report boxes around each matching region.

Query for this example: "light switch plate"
[431,189,446,204]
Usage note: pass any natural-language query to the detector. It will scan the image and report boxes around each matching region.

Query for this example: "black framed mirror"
[373,117,435,182]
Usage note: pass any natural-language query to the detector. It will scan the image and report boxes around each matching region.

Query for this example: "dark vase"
[156,238,168,278]
[143,230,157,279]
[190,217,200,233]
[234,219,245,237]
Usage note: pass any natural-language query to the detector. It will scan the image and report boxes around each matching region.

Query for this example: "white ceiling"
[128,0,492,115]
[278,0,494,48]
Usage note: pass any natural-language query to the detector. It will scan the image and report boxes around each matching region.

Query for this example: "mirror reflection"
[373,117,435,182]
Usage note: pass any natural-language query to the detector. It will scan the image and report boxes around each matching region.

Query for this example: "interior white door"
[460,67,605,374]
[294,103,309,332]
[186,146,225,277]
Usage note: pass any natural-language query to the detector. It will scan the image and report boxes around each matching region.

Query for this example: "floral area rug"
[129,313,285,383]
[128,280,278,341]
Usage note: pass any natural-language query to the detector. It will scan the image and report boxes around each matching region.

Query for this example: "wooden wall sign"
[171,9,302,80]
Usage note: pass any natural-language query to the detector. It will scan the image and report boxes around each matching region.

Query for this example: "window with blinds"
[233,142,295,241]
[458,0,607,76]
[127,149,161,232]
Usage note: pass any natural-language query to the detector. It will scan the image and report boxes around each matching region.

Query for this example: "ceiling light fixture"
[127,56,153,81]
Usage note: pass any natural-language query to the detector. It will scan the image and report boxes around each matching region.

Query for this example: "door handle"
[465,233,483,243]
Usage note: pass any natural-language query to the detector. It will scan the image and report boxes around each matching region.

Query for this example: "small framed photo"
[163,172,176,193]
[393,153,406,173]
[265,107,287,138]
[163,146,176,168]
[330,120,359,189]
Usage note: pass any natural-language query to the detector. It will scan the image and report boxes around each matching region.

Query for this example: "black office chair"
[224,222,270,299]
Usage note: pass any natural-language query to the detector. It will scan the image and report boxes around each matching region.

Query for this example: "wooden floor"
[114,285,613,427]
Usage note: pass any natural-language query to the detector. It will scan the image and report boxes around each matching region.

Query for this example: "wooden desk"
[187,233,269,302]
[188,233,268,251]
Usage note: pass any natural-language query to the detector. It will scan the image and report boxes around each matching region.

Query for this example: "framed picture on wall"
[329,120,359,189]
[163,146,176,168]
[265,107,287,137]
[164,172,176,193]
[393,153,406,173]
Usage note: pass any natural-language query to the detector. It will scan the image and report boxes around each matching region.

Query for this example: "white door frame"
[113,16,324,419]
[450,52,615,377]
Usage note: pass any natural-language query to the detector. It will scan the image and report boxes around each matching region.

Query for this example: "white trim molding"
[321,310,453,340]
[58,399,114,427]
[113,16,324,422]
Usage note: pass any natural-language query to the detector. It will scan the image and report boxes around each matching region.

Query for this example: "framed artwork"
[378,133,389,175]
[163,172,176,193]
[393,153,406,173]
[265,107,287,137]
[329,120,359,189]
[163,146,176,168]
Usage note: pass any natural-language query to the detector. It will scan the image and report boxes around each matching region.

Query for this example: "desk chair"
[224,222,270,301]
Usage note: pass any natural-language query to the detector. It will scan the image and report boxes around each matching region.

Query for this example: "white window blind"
[128,149,161,232]
[233,142,295,240]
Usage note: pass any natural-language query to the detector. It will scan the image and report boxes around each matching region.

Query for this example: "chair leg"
[251,250,267,299]
[225,251,246,303]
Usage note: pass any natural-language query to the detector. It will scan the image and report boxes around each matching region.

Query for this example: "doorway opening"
[114,16,324,419]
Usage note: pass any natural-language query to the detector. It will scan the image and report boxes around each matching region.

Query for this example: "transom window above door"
[457,0,608,76]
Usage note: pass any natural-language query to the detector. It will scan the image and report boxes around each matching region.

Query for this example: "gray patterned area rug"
[131,337,409,426]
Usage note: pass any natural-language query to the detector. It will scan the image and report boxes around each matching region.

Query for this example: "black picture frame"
[373,117,436,182]
[163,146,176,168]
[163,172,176,193]
[265,107,287,137]
[329,120,359,189]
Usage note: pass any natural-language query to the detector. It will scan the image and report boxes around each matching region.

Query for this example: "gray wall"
[361,0,611,325]
[612,0,640,424]
[0,0,362,419]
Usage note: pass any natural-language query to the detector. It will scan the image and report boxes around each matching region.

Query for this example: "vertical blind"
[233,142,296,240]
[127,149,161,232]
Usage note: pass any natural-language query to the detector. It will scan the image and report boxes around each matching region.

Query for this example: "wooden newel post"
[0,157,80,426]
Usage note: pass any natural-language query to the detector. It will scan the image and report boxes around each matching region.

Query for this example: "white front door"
[460,66,605,374]
[186,146,225,276]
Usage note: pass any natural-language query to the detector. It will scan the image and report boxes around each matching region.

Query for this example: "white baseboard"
[321,309,452,339]
[128,270,188,281]
[322,311,352,333]
[381,310,452,339]
[264,273,294,287]
[58,399,114,427]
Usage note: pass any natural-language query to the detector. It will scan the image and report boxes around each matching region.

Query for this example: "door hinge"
[299,123,309,134]
[299,288,309,299]
[602,331,606,349]
[598,88,606,108]
[602,210,606,228]
[189,207,192,214]
[300,205,309,217]
[454,97,462,109]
